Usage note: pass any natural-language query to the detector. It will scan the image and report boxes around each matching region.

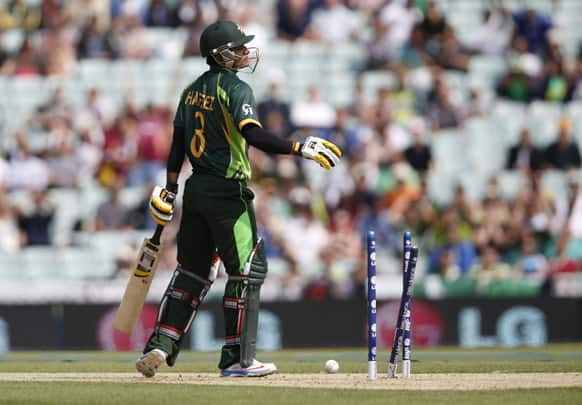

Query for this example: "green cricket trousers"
[144,173,260,368]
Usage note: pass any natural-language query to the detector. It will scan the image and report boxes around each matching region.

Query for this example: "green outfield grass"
[0,344,581,405]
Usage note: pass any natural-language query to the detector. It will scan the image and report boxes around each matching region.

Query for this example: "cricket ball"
[324,359,340,373]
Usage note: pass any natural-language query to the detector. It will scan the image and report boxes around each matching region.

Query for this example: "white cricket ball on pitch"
[324,359,340,374]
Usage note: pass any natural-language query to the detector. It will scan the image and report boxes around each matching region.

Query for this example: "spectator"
[428,222,477,276]
[537,59,575,102]
[126,183,157,231]
[77,128,104,182]
[357,194,398,253]
[465,7,513,55]
[383,169,422,222]
[123,15,153,59]
[276,0,316,41]
[450,184,479,226]
[316,108,354,157]
[557,175,582,261]
[473,195,511,253]
[257,71,291,138]
[95,181,130,231]
[386,68,417,125]
[507,34,543,77]
[64,1,110,29]
[471,243,512,292]
[322,209,362,297]
[403,123,432,175]
[40,26,76,77]
[17,190,54,246]
[77,15,111,59]
[400,24,431,69]
[496,67,537,102]
[279,186,330,284]
[127,105,171,186]
[13,38,41,76]
[45,118,79,188]
[5,132,50,192]
[419,1,448,45]
[290,85,336,129]
[375,87,411,161]
[435,25,471,71]
[35,87,72,127]
[309,0,360,44]
[181,1,205,57]
[515,234,548,283]
[98,116,138,187]
[512,8,552,56]
[374,0,421,64]
[506,128,544,172]
[0,0,41,31]
[144,0,180,27]
[543,118,581,170]
[427,78,462,129]
[525,176,556,250]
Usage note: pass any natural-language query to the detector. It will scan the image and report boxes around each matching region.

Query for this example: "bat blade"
[113,235,162,335]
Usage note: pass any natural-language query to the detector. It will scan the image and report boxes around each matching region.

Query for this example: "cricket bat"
[113,224,164,335]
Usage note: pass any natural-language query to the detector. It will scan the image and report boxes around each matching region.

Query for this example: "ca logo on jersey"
[242,104,253,115]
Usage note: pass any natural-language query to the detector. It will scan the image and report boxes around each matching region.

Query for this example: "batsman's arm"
[149,124,184,226]
[166,124,185,188]
[241,124,342,169]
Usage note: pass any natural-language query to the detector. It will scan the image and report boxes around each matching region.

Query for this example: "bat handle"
[150,224,164,245]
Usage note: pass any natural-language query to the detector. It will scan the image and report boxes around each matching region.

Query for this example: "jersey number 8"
[191,111,206,158]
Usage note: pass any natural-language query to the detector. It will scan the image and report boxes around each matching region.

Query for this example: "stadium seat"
[431,129,468,175]
[58,248,107,279]
[497,170,529,200]
[566,101,582,147]
[20,247,62,279]
[468,55,507,85]
[47,188,82,247]
[464,117,507,175]
[79,180,108,220]
[325,73,357,107]
[0,252,22,279]
[527,102,563,147]
[426,170,456,206]
[492,100,527,146]
[360,71,397,101]
[458,170,488,202]
[541,169,568,204]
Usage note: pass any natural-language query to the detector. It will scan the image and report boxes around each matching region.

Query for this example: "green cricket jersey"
[173,65,262,180]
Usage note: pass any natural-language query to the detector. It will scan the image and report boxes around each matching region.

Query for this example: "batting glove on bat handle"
[149,185,177,226]
[297,136,342,170]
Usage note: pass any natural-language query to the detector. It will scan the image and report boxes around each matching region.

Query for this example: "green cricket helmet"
[200,20,259,73]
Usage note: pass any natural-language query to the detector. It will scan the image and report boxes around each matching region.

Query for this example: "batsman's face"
[231,45,249,68]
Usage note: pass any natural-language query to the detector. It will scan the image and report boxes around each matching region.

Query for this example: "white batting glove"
[299,136,342,170]
[149,185,176,226]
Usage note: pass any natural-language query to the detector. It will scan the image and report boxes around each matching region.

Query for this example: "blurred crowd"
[1,0,582,300]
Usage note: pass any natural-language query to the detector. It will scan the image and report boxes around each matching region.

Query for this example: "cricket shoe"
[220,359,277,377]
[136,349,167,378]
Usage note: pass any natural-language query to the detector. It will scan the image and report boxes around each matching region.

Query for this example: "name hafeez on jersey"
[184,91,215,111]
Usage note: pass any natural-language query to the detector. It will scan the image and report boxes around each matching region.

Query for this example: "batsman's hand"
[299,136,342,170]
[149,185,176,226]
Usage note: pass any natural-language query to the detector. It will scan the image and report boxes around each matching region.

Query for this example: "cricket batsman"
[136,20,342,377]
